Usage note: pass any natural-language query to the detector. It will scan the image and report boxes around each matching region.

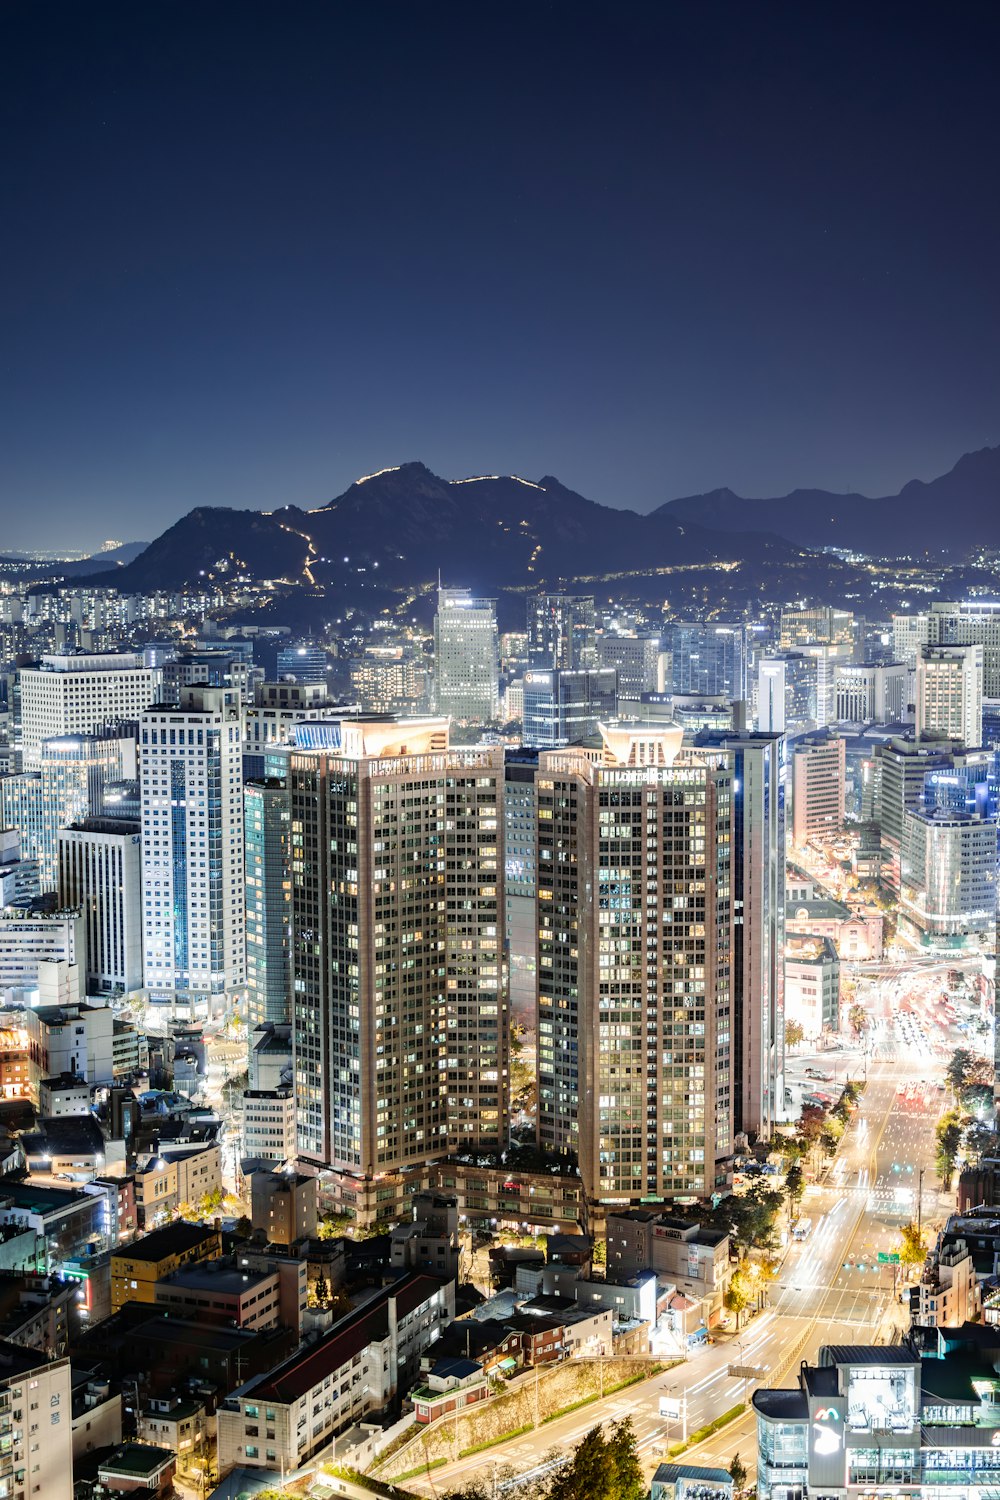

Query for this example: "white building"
[900,806,997,947]
[432,587,499,722]
[834,661,908,723]
[18,653,157,769]
[58,820,143,996]
[791,736,845,846]
[140,687,246,1016]
[0,907,83,999]
[33,1001,115,1085]
[217,1273,453,1475]
[0,1341,74,1499]
[242,1088,297,1164]
[916,642,983,747]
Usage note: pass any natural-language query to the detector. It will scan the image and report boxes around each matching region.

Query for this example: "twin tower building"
[139,687,784,1222]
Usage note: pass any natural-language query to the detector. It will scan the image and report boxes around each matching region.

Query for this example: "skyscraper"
[693,729,786,1140]
[244,778,291,1031]
[58,818,143,996]
[289,717,508,1210]
[669,622,746,700]
[597,634,663,698]
[0,732,127,892]
[433,588,499,722]
[18,652,158,768]
[535,722,735,1205]
[522,666,618,747]
[791,735,846,846]
[916,642,984,747]
[139,686,246,1015]
[527,594,598,670]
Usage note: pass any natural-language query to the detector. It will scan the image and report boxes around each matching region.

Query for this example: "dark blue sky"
[2,1,999,551]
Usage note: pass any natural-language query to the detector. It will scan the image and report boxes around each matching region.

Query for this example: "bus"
[791,1217,813,1240]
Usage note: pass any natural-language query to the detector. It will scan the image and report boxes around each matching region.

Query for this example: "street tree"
[730,1454,749,1495]
[848,1003,869,1037]
[898,1222,927,1267]
[785,1019,804,1050]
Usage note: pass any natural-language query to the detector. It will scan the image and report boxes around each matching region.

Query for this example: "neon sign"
[812,1407,842,1455]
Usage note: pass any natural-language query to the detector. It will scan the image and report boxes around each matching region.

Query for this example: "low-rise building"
[911,1237,981,1331]
[784,898,884,961]
[250,1168,316,1245]
[412,1357,490,1423]
[96,1441,176,1497]
[605,1211,730,1327]
[784,934,841,1040]
[110,1222,222,1313]
[139,1394,210,1464]
[70,1366,123,1460]
[242,1088,296,1164]
[217,1273,454,1475]
[154,1259,283,1330]
[133,1141,222,1229]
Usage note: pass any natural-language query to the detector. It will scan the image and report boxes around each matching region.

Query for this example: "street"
[407,1052,954,1495]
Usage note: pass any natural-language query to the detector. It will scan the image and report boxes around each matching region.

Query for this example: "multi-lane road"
[408,1054,954,1495]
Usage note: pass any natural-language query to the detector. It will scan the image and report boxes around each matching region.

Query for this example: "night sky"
[2,2,999,552]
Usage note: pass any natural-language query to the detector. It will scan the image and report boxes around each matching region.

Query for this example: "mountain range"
[661,445,1000,554]
[55,445,1000,606]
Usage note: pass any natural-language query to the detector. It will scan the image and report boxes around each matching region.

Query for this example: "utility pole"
[917,1167,925,1234]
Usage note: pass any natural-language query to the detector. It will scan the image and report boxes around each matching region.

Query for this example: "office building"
[58,819,143,996]
[893,610,932,668]
[598,634,663,697]
[522,666,617,747]
[784,934,840,1040]
[791,736,846,845]
[669,622,746,700]
[754,1336,1000,1500]
[0,733,127,893]
[18,652,157,770]
[535,722,735,1205]
[139,687,246,1015]
[242,1088,297,1164]
[276,641,329,685]
[916,642,984,747]
[243,680,343,763]
[244,779,291,1031]
[289,718,508,1196]
[161,649,262,707]
[778,606,854,649]
[432,587,499,722]
[926,600,1000,696]
[110,1222,222,1313]
[527,594,598,670]
[0,907,83,999]
[900,807,997,947]
[693,729,786,1139]
[800,642,853,725]
[0,830,38,909]
[757,653,817,733]
[834,661,909,723]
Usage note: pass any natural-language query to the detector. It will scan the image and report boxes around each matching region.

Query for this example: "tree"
[936,1109,965,1190]
[785,1019,804,1050]
[724,1266,752,1330]
[898,1221,927,1268]
[946,1048,975,1095]
[784,1161,804,1213]
[848,1003,869,1037]
[729,1454,748,1495]
[546,1419,644,1500]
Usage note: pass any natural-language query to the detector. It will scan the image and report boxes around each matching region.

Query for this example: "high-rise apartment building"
[432,588,499,722]
[58,818,143,995]
[244,778,291,1031]
[527,594,598,670]
[669,623,746,700]
[289,718,508,1192]
[18,652,157,768]
[916,643,983,747]
[504,749,538,1030]
[791,736,846,846]
[139,687,246,1015]
[535,723,735,1205]
[693,729,786,1139]
[0,1342,73,1500]
[834,661,909,723]
[522,667,617,747]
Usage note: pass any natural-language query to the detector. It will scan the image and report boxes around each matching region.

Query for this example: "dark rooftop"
[113,1222,219,1264]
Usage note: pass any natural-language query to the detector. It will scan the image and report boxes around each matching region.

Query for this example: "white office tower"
[536,723,738,1206]
[926,600,1000,696]
[834,662,909,723]
[0,905,83,1001]
[18,652,158,768]
[0,733,127,893]
[432,587,499,722]
[799,642,852,724]
[916,642,983,747]
[892,611,932,668]
[288,718,508,1200]
[140,686,246,1017]
[59,819,143,996]
[900,807,997,948]
[757,653,817,732]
